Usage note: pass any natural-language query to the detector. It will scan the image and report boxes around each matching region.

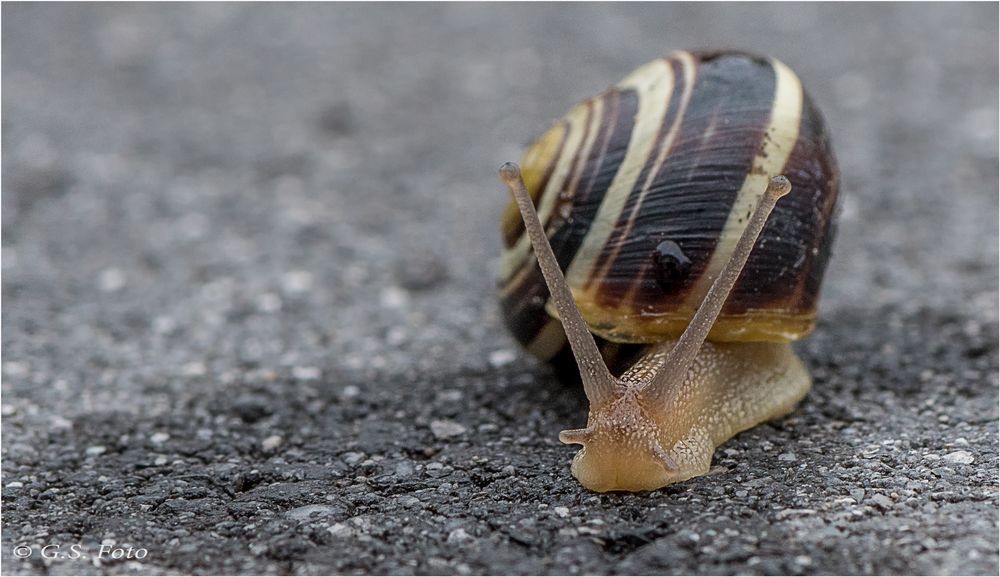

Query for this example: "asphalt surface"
[2,3,998,575]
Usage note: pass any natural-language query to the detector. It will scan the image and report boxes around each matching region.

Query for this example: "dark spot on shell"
[652,240,692,292]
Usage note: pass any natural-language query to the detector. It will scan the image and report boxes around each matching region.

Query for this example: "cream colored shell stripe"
[524,56,677,358]
[526,57,803,357]
[499,96,595,283]
[681,58,803,315]
[561,57,676,296]
[567,52,696,309]
[554,57,802,324]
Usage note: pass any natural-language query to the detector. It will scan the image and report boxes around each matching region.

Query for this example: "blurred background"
[4,4,996,393]
[3,3,997,575]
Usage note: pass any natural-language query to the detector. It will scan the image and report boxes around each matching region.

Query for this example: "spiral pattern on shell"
[499,50,839,369]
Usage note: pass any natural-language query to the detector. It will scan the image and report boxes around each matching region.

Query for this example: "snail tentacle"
[558,427,594,444]
[639,176,793,407]
[499,162,620,407]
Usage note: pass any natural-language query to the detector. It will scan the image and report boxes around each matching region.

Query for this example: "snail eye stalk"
[499,162,620,408]
[639,176,792,406]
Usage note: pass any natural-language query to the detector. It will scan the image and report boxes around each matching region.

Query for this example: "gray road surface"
[3,3,998,575]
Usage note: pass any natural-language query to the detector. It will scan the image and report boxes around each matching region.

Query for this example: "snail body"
[498,50,839,492]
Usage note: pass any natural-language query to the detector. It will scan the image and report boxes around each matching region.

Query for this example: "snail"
[497,50,839,492]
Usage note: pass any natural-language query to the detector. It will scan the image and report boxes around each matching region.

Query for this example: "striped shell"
[499,50,839,367]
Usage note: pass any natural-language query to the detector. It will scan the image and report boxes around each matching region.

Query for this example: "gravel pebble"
[447,528,472,544]
[870,494,894,511]
[285,504,344,521]
[943,451,975,465]
[430,419,468,440]
[342,452,365,466]
[488,349,518,368]
[261,435,284,452]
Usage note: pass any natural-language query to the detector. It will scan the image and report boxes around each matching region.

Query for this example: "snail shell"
[499,50,839,373]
